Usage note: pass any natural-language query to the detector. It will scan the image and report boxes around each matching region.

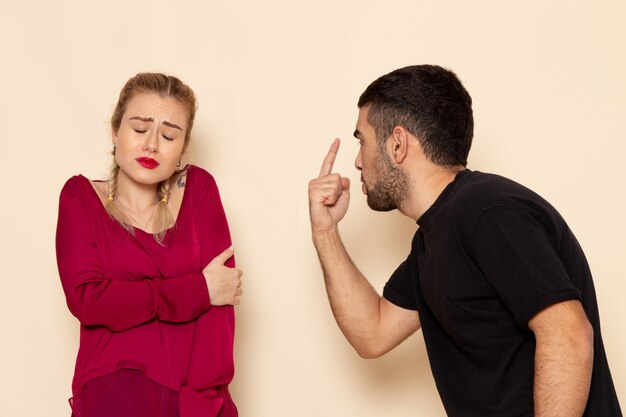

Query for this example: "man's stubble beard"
[366,149,409,212]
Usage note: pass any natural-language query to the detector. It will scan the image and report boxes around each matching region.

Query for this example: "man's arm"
[313,228,420,357]
[309,139,420,358]
[528,299,594,417]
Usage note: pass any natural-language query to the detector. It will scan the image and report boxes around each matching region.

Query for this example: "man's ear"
[390,126,410,164]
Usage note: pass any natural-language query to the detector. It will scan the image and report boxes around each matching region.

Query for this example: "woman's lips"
[135,157,160,169]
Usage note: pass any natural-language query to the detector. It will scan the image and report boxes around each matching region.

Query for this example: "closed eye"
[134,129,147,134]
[162,134,174,141]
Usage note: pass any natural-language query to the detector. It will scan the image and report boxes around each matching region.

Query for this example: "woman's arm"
[56,178,211,332]
[194,169,240,287]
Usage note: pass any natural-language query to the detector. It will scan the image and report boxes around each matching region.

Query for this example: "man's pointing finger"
[318,138,341,178]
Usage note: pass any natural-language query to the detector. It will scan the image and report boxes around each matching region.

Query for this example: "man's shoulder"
[460,170,524,191]
[454,170,565,233]
[454,170,542,207]
[435,170,550,232]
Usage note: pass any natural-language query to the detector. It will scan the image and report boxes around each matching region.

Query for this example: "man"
[308,65,621,416]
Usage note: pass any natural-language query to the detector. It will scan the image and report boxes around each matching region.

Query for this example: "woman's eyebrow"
[129,116,153,122]
[162,121,182,131]
[129,116,182,131]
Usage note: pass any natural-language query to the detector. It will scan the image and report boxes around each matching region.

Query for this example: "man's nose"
[354,149,362,170]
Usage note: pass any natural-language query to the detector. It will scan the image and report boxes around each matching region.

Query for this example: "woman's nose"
[142,132,159,153]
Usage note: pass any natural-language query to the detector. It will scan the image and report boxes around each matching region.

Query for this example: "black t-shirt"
[383,170,621,417]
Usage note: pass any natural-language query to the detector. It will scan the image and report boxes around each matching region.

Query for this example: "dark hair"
[358,65,473,167]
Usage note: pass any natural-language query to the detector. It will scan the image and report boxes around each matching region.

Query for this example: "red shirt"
[56,165,237,417]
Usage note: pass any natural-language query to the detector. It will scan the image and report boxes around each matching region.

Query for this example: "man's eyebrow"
[353,129,362,139]
[163,121,183,131]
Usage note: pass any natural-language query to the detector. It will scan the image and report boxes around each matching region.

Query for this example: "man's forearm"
[313,228,384,357]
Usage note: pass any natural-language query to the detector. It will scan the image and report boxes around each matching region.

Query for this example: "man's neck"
[399,165,465,221]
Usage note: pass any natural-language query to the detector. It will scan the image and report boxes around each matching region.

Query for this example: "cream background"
[1,1,624,416]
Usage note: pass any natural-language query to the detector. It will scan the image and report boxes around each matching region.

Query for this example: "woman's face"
[113,92,188,187]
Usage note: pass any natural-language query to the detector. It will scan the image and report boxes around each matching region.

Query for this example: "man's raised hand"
[308,139,351,233]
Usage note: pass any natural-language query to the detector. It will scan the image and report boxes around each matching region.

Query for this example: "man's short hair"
[358,65,474,167]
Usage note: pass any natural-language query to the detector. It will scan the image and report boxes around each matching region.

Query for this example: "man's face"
[354,106,408,212]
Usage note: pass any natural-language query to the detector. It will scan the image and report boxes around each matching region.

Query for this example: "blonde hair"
[106,73,197,244]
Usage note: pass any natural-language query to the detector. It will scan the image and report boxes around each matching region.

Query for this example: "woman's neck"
[114,170,159,210]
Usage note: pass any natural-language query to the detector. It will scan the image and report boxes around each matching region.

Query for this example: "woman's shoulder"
[187,164,215,183]
[60,174,107,204]
[186,165,218,192]
[184,165,225,206]
[60,174,90,197]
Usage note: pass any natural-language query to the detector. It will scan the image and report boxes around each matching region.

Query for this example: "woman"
[56,73,242,417]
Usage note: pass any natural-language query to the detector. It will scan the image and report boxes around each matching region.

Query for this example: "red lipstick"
[136,157,160,169]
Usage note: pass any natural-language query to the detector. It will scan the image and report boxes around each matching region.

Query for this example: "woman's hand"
[203,247,243,306]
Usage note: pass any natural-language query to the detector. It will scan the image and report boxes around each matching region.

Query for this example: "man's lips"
[135,157,160,169]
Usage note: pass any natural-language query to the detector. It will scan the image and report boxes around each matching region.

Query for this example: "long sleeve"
[195,171,234,270]
[55,177,211,332]
[184,167,237,398]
